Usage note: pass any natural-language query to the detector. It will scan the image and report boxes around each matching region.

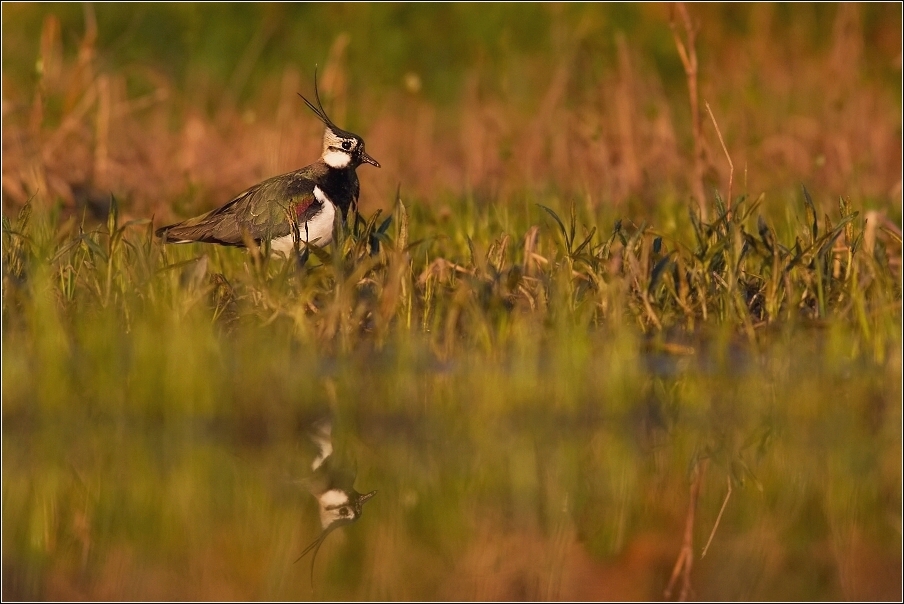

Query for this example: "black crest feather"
[298,68,342,133]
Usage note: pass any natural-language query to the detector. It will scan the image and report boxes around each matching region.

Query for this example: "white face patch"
[323,149,351,169]
[319,489,350,508]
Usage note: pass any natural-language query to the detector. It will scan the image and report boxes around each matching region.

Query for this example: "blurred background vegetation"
[2,3,902,601]
[3,3,901,218]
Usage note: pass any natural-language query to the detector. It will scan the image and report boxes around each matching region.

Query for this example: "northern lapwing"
[296,418,376,585]
[156,75,380,257]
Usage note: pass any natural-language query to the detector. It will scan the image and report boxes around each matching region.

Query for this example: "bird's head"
[299,73,380,170]
[316,487,377,531]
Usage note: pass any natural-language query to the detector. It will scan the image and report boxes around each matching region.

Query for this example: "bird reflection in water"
[296,418,377,587]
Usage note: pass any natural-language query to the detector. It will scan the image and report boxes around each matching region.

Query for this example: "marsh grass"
[3,178,901,599]
[2,3,902,601]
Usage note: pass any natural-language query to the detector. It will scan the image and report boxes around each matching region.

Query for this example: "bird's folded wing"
[157,179,320,246]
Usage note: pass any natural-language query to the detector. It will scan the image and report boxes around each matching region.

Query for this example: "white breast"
[323,150,351,169]
[319,489,350,508]
[268,186,336,257]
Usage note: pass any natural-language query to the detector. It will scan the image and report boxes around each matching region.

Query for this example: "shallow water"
[3,330,901,600]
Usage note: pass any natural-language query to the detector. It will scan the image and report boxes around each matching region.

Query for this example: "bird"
[296,418,376,587]
[155,75,380,257]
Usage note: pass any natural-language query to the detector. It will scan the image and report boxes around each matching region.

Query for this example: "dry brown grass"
[3,5,900,225]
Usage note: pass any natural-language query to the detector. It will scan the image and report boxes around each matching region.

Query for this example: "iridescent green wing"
[161,171,319,246]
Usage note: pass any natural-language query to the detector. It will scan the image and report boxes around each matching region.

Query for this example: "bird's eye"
[341,140,352,151]
[339,507,350,517]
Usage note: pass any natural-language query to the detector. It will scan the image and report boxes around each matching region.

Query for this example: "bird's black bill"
[357,489,377,508]
[362,151,380,168]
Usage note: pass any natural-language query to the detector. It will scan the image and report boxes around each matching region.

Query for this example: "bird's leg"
[294,221,311,269]
[289,215,308,268]
[352,199,361,238]
[296,246,309,269]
